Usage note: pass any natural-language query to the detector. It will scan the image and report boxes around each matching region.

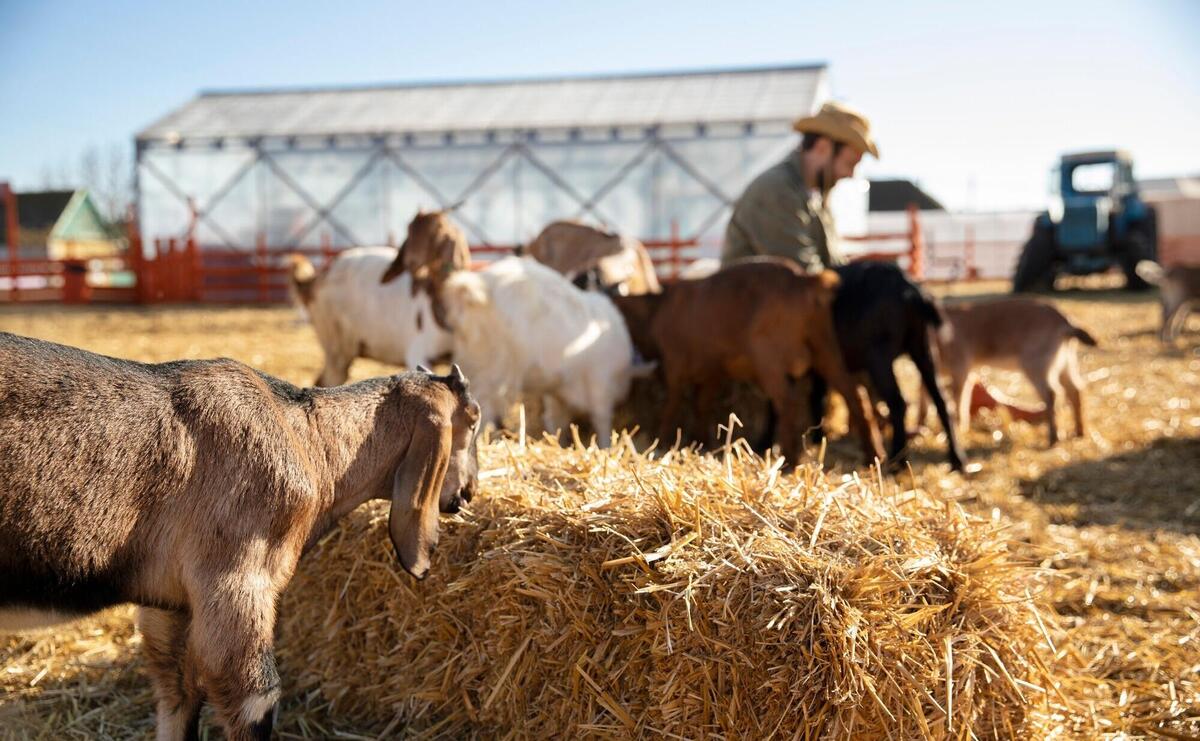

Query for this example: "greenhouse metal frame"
[135,64,829,254]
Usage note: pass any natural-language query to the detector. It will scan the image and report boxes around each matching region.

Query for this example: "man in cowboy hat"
[722,101,879,271]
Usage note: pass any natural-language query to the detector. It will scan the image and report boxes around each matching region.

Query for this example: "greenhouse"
[135,64,829,254]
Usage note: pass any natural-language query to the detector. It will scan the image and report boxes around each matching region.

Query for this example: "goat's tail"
[1135,259,1165,286]
[907,286,944,329]
[1068,325,1098,347]
[289,253,318,307]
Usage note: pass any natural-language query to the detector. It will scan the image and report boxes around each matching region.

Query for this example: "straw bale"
[277,435,1051,739]
[2,282,1197,738]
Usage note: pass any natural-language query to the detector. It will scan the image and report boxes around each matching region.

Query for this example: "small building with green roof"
[47,190,125,260]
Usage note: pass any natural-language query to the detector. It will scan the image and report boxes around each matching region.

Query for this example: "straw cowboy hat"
[793,101,880,158]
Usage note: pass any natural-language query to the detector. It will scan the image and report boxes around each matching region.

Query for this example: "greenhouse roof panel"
[138,64,828,142]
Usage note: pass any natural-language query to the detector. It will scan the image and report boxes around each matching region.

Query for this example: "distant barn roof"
[137,64,829,143]
[868,179,945,212]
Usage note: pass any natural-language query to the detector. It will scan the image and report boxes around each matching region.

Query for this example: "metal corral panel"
[138,65,828,142]
[1145,194,1200,265]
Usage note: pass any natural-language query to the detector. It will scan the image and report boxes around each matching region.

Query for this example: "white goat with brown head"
[0,332,480,740]
[290,247,451,386]
[380,207,472,328]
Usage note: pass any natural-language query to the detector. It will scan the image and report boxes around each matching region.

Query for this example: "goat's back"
[939,298,1086,365]
[307,247,450,364]
[0,333,313,616]
[831,261,940,370]
[442,257,634,398]
[651,258,835,360]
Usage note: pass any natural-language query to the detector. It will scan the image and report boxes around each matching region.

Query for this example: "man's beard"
[816,161,836,201]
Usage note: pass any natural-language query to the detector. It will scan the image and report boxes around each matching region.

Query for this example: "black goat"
[813,261,965,471]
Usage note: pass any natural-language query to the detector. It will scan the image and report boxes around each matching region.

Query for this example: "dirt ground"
[1,280,1197,738]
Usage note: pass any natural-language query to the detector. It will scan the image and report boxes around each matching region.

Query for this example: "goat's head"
[434,364,481,515]
[610,290,667,363]
[381,209,470,289]
[388,364,481,580]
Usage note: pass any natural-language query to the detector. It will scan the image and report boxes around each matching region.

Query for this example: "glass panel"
[135,132,807,255]
[137,168,191,250]
[199,160,262,248]
[141,148,257,210]
[326,157,387,247]
[263,165,319,248]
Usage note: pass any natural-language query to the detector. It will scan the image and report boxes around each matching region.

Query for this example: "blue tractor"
[1012,150,1157,292]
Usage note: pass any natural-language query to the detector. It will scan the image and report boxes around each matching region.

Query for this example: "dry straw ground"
[0,280,1196,739]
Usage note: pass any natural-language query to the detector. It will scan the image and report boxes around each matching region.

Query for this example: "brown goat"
[0,332,480,740]
[380,209,472,326]
[919,298,1097,445]
[612,258,884,466]
[525,220,662,295]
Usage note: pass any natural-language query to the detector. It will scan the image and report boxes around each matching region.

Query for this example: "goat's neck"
[304,380,403,545]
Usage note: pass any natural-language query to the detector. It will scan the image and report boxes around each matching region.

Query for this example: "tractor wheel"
[1012,225,1057,293]
[1120,213,1158,291]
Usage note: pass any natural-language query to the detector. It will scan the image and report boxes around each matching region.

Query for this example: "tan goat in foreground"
[0,332,480,740]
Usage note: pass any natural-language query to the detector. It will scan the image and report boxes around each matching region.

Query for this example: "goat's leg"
[754,400,778,454]
[806,373,828,445]
[139,607,203,741]
[756,370,800,467]
[590,407,614,449]
[1024,366,1060,447]
[189,580,283,741]
[863,355,910,468]
[915,383,930,431]
[693,377,722,449]
[541,394,569,441]
[1160,295,1180,342]
[810,352,884,465]
[1059,365,1085,438]
[315,353,353,387]
[911,342,966,471]
[954,372,975,435]
[1166,300,1190,342]
[657,363,689,447]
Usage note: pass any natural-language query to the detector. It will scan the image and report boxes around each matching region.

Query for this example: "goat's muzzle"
[441,481,476,514]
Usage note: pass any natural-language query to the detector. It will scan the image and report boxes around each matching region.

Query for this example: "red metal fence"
[3,180,935,306]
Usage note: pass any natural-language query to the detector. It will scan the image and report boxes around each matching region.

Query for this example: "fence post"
[1,182,17,252]
[907,204,925,281]
[187,235,201,301]
[321,232,333,268]
[3,183,19,302]
[126,208,145,303]
[964,222,977,280]
[62,260,90,304]
[256,233,268,304]
[148,239,160,303]
[669,220,681,281]
[169,238,181,302]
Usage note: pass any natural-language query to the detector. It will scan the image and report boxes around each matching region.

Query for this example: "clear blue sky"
[2,0,1197,211]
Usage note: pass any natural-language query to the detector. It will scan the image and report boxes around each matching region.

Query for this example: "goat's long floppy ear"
[381,242,408,285]
[389,422,452,580]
